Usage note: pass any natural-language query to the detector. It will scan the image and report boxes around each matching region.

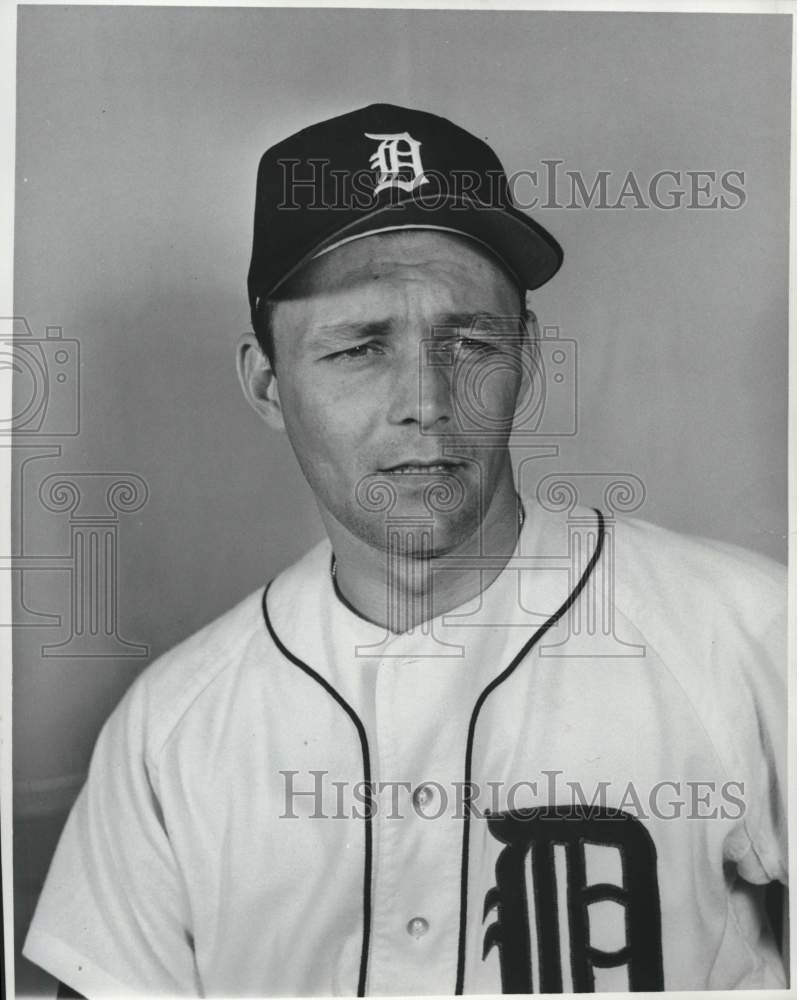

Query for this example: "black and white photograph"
[5,3,791,997]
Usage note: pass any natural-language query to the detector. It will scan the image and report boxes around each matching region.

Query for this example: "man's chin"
[378,512,482,560]
[387,537,459,560]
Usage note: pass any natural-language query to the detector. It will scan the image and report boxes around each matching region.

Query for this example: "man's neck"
[326,481,524,633]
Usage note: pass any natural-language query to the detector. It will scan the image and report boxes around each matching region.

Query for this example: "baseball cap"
[247,103,563,320]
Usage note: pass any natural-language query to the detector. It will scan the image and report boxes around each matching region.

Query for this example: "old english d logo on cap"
[247,103,563,318]
[365,131,429,194]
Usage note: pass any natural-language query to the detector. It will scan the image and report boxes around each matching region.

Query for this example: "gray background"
[12,7,789,995]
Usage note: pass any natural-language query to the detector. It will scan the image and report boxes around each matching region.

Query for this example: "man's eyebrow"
[310,312,517,341]
[429,311,518,331]
[430,311,483,328]
[312,319,393,340]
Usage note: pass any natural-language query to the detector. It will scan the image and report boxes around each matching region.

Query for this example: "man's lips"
[378,459,466,475]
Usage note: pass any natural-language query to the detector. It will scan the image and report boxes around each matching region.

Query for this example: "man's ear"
[236,333,286,431]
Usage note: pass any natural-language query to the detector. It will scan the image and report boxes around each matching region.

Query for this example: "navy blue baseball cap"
[248,103,563,321]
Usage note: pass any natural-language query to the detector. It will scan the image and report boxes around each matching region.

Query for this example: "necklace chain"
[330,499,525,580]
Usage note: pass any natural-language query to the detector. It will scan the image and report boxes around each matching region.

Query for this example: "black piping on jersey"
[261,587,373,998]
[262,508,604,998]
[331,554,376,625]
[454,507,606,995]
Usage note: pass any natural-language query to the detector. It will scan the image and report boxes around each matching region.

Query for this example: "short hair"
[252,297,278,367]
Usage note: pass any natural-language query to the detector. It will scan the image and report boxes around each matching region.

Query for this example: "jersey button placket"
[369,659,408,993]
[370,656,463,994]
[369,658,440,993]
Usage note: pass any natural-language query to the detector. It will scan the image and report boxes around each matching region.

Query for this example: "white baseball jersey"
[24,501,787,995]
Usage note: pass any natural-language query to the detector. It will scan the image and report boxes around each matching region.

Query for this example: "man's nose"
[387,341,454,431]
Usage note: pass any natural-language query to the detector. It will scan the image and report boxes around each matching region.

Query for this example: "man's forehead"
[279,230,521,304]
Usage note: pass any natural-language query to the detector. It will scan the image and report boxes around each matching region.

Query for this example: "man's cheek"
[454,378,520,432]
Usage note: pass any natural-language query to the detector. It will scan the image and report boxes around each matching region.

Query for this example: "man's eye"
[456,337,497,355]
[327,343,382,361]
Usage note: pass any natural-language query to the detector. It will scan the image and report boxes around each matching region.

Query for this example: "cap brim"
[265,196,562,298]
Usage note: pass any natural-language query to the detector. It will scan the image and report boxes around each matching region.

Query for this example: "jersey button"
[406,917,429,939]
[412,784,434,808]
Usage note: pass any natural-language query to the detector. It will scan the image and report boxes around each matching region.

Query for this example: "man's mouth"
[379,459,464,475]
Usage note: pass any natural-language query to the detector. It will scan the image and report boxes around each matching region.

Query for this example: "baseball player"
[24,104,787,996]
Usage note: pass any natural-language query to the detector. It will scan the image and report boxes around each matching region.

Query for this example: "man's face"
[267,230,526,555]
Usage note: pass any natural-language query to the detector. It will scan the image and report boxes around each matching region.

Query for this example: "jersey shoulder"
[120,588,265,757]
[611,514,785,637]
[111,538,333,763]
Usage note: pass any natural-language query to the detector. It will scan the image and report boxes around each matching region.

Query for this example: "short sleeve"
[22,678,200,997]
[735,606,788,887]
